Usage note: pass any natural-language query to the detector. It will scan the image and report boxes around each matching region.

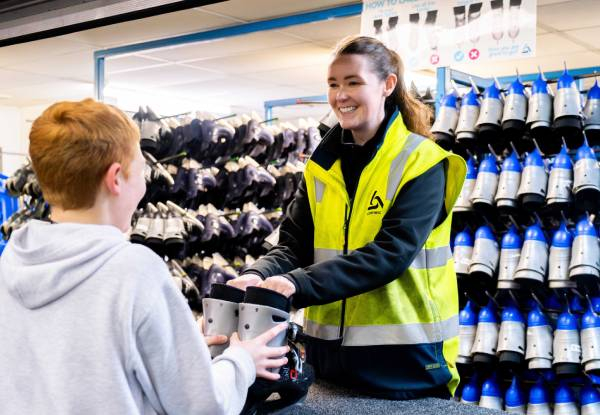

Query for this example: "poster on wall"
[360,0,537,69]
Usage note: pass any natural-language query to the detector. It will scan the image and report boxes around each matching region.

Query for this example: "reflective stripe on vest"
[314,177,325,202]
[314,246,451,269]
[387,134,425,200]
[410,246,452,269]
[314,248,344,263]
[305,320,341,340]
[305,315,459,345]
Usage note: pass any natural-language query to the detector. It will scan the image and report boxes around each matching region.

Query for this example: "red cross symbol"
[468,48,480,60]
[430,54,440,65]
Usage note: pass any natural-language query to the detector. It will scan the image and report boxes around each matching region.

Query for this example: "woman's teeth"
[339,106,357,113]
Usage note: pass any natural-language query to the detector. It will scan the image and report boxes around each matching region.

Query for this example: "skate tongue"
[244,286,290,312]
[209,283,245,303]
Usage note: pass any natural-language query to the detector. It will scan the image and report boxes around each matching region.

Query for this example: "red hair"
[29,98,140,209]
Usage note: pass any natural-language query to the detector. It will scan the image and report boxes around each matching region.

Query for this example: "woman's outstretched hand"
[258,276,296,298]
[227,273,262,290]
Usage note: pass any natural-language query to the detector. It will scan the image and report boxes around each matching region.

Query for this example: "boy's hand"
[198,317,228,346]
[230,323,289,380]
[205,334,228,347]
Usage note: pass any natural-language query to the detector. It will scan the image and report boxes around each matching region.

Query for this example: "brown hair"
[333,35,432,138]
[29,98,140,209]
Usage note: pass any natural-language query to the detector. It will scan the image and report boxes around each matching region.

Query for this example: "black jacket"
[245,118,450,399]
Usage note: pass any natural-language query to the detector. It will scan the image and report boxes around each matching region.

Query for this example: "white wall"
[19,104,48,165]
[0,105,25,176]
[0,104,49,176]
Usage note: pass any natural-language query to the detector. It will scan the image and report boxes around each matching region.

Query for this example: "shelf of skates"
[451,139,600,413]
[130,109,322,312]
[455,288,600,413]
[444,64,600,413]
[452,142,600,380]
[432,64,600,158]
[457,369,600,414]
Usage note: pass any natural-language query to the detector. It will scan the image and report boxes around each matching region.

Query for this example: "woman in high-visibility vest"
[229,35,466,399]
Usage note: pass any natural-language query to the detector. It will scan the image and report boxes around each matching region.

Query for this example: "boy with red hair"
[0,98,287,414]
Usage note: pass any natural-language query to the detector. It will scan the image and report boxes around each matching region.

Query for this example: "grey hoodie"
[0,220,255,415]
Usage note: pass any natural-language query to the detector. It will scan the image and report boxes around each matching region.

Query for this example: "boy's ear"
[104,162,123,196]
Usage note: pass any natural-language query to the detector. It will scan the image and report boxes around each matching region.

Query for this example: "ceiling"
[0,0,598,123]
[0,0,222,46]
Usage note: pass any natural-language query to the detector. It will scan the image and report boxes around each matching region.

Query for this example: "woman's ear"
[384,73,398,97]
[103,162,123,196]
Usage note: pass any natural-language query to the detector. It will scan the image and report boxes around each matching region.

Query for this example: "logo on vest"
[367,190,384,215]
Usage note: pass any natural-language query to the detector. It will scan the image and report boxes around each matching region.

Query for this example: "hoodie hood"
[1,220,128,309]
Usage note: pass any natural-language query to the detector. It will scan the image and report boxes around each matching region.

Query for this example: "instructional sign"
[360,0,537,69]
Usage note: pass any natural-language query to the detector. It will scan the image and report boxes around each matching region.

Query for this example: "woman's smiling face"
[327,53,391,142]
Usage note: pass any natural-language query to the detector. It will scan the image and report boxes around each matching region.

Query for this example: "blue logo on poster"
[454,51,465,62]
[522,44,531,54]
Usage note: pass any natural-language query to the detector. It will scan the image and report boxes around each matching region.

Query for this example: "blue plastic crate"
[0,174,19,222]
[0,174,19,254]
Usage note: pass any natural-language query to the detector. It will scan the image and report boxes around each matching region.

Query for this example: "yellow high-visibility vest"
[303,111,466,395]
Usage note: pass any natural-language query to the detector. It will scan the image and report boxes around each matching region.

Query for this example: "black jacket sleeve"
[245,162,447,310]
